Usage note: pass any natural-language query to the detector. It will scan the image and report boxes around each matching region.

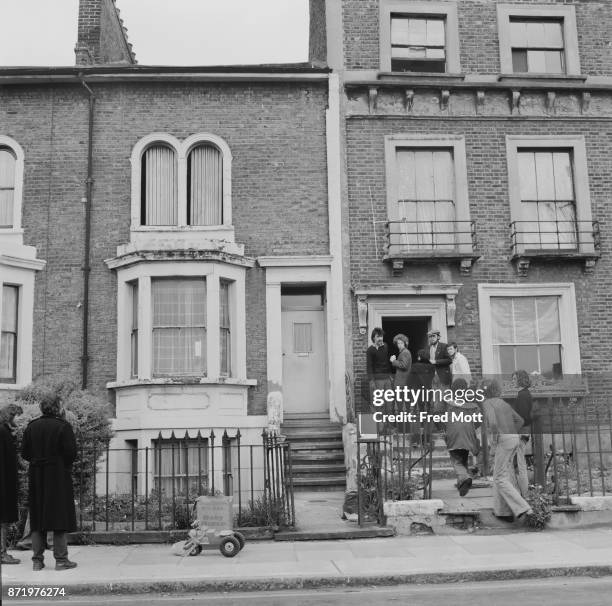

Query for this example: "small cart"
[181,519,246,558]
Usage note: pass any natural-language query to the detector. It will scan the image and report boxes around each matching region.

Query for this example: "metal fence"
[355,377,434,525]
[64,430,294,532]
[529,397,612,505]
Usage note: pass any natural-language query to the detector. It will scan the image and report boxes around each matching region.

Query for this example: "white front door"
[282,309,328,413]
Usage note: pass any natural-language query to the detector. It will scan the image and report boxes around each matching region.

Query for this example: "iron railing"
[355,377,434,525]
[509,220,600,255]
[528,397,612,505]
[385,220,476,257]
[22,429,295,533]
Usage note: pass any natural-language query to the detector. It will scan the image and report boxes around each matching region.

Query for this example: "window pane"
[0,148,16,228]
[512,49,528,73]
[393,47,426,59]
[426,48,445,60]
[152,279,206,377]
[513,298,537,343]
[397,150,417,200]
[543,21,564,48]
[0,285,17,381]
[536,297,561,342]
[188,145,222,226]
[220,281,231,376]
[525,21,547,47]
[0,333,17,380]
[544,50,563,74]
[534,152,556,200]
[510,20,528,46]
[426,18,445,46]
[498,346,517,375]
[527,50,548,73]
[391,17,410,45]
[518,152,537,200]
[491,298,513,343]
[540,344,562,378]
[142,145,178,226]
[407,17,427,46]
[1,286,18,332]
[552,152,574,200]
[515,345,539,373]
[130,283,138,378]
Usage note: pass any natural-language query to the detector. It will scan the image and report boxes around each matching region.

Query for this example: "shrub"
[13,377,114,506]
[236,496,287,528]
[526,485,552,530]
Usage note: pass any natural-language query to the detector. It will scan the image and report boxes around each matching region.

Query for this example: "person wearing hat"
[427,329,452,388]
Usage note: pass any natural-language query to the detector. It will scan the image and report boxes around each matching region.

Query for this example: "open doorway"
[381,316,430,364]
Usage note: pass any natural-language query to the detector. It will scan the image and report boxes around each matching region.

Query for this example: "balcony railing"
[384,220,479,273]
[509,220,601,256]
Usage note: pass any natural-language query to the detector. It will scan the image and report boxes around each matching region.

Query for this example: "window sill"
[108,377,258,390]
[0,383,23,391]
[378,72,466,84]
[498,73,587,85]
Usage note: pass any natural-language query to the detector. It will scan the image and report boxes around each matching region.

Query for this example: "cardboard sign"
[195,496,233,530]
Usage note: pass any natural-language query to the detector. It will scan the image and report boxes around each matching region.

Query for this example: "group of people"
[367,326,536,526]
[0,394,78,570]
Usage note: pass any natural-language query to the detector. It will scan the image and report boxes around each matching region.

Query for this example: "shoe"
[458,477,472,497]
[55,560,77,571]
[15,541,32,551]
[33,561,45,571]
[1,554,21,564]
[515,510,533,528]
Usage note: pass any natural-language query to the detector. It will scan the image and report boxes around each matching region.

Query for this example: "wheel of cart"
[219,535,241,557]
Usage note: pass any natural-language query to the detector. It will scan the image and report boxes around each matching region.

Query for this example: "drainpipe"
[79,77,95,390]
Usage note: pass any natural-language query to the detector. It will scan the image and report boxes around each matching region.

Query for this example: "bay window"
[1,285,18,383]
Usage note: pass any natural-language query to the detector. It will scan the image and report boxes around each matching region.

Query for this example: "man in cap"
[427,329,452,389]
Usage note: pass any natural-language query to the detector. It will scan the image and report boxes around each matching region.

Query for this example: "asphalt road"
[5,577,612,606]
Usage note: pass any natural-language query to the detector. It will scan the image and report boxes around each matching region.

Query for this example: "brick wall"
[0,80,329,416]
[343,0,612,75]
[346,116,612,403]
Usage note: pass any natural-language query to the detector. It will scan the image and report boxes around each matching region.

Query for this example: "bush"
[12,377,114,506]
[526,485,552,530]
[236,496,287,527]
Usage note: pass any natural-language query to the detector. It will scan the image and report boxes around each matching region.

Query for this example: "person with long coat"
[0,403,22,565]
[22,394,78,571]
[407,350,435,446]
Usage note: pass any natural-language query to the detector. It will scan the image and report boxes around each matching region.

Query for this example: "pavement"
[3,527,612,596]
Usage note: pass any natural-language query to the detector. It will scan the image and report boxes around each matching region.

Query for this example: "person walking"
[22,394,78,571]
[510,370,534,497]
[1,403,23,565]
[481,379,534,525]
[437,379,481,497]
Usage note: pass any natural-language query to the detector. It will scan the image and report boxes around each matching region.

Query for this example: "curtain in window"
[490,295,562,377]
[154,439,208,495]
[219,281,231,376]
[152,279,206,376]
[142,145,178,226]
[188,145,222,225]
[0,285,18,381]
[396,149,456,250]
[0,148,16,228]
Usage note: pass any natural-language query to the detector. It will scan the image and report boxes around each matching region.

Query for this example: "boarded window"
[152,278,206,377]
[188,144,223,225]
[395,148,456,249]
[391,15,446,73]
[0,285,18,383]
[510,18,564,73]
[491,296,562,378]
[141,145,178,226]
[518,149,576,249]
[219,280,231,376]
[0,147,16,228]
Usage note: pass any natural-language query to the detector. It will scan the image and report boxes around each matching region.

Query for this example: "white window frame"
[130,133,232,232]
[115,261,246,384]
[380,1,461,73]
[0,136,24,235]
[478,283,581,375]
[497,4,580,76]
[506,135,594,255]
[384,134,472,253]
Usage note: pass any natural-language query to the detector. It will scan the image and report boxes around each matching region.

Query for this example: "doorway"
[381,316,430,363]
[281,284,328,414]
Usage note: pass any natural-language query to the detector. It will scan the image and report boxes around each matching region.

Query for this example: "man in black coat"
[427,329,452,388]
[1,403,22,565]
[22,394,78,571]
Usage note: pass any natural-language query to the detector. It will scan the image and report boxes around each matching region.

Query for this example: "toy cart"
[181,519,245,558]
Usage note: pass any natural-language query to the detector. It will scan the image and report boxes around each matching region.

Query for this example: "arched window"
[187,144,223,226]
[141,144,178,226]
[0,146,16,228]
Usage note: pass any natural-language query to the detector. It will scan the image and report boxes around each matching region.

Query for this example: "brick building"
[0,0,348,492]
[322,0,612,411]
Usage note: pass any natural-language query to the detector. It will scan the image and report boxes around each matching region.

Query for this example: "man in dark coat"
[427,329,452,388]
[22,394,78,571]
[1,403,22,565]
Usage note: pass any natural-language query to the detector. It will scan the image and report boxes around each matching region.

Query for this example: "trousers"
[449,449,471,484]
[492,434,531,518]
[31,530,69,563]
